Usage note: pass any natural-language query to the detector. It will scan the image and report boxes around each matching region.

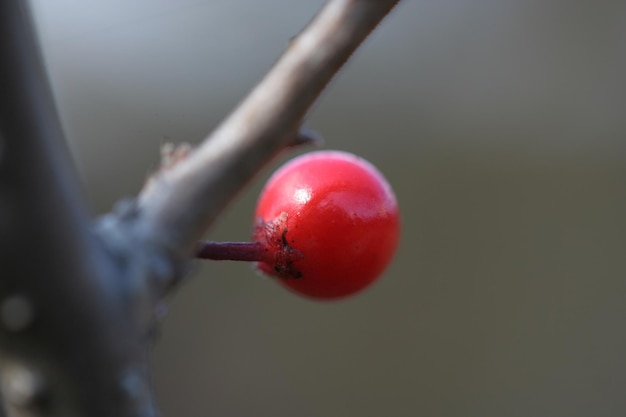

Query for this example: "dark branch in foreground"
[0,0,401,416]
[0,2,154,417]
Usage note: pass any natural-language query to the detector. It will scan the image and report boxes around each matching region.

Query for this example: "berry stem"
[196,241,269,262]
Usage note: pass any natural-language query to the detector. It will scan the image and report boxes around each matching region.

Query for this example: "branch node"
[159,142,194,171]
[289,127,324,148]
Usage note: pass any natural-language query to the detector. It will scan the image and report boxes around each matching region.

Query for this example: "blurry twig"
[136,0,401,265]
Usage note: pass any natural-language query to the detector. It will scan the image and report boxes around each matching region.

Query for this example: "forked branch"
[0,1,401,416]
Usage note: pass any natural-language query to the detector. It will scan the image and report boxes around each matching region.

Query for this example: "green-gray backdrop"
[32,1,626,416]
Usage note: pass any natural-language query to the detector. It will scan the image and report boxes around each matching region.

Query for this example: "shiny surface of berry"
[253,150,400,300]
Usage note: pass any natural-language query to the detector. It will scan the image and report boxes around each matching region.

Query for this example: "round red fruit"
[253,150,399,300]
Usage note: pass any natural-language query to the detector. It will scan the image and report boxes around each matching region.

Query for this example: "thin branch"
[196,241,269,262]
[135,0,401,260]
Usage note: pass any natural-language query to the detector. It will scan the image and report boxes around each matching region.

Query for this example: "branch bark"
[136,0,401,262]
[0,2,155,417]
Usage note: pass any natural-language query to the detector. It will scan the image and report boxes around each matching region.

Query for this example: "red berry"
[253,150,400,300]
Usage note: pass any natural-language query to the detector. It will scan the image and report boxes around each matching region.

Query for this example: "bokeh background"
[31,1,626,416]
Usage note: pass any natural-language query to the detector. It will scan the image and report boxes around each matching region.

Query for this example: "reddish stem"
[195,241,269,262]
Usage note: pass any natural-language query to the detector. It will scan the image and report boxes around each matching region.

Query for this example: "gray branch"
[0,2,155,416]
[0,0,401,416]
[136,0,401,260]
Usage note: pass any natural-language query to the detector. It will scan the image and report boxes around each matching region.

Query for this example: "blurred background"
[30,0,626,416]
